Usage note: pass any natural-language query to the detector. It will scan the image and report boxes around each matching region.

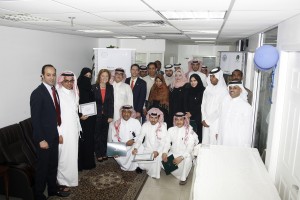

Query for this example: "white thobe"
[143,75,155,100]
[218,95,253,147]
[111,118,142,171]
[108,81,133,141]
[133,122,168,179]
[57,87,81,186]
[188,71,208,87]
[163,126,195,181]
[201,84,228,145]
[164,74,175,87]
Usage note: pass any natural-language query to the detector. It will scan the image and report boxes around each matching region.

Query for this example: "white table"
[190,145,281,200]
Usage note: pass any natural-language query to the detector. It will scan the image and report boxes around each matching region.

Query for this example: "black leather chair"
[19,118,36,156]
[0,124,36,200]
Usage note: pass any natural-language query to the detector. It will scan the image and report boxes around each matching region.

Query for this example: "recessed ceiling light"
[114,36,138,39]
[77,30,112,33]
[183,30,218,34]
[191,37,216,40]
[195,41,215,43]
[160,11,226,20]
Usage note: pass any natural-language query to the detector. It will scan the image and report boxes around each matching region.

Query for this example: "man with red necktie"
[30,64,67,200]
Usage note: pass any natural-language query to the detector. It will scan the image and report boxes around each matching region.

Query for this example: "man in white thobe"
[187,59,207,87]
[201,67,228,144]
[111,105,142,171]
[164,64,175,86]
[108,68,133,141]
[56,71,82,189]
[132,108,168,179]
[218,81,253,147]
[162,112,195,185]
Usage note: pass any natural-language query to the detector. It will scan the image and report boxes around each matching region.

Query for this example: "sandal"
[58,185,70,192]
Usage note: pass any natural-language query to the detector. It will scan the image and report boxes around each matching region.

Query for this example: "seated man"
[132,108,168,179]
[111,105,142,171]
[218,81,253,147]
[162,112,195,185]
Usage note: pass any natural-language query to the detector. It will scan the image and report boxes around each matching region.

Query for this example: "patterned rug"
[51,158,148,200]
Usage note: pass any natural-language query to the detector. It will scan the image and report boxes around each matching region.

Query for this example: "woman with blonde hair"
[93,69,114,162]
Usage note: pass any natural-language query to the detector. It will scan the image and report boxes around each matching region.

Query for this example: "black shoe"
[103,157,108,161]
[56,190,70,197]
[135,167,143,174]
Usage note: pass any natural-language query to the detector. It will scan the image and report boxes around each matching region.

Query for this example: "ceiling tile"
[94,11,163,21]
[169,19,223,30]
[54,0,151,12]
[144,0,231,11]
[232,0,300,11]
[0,0,80,14]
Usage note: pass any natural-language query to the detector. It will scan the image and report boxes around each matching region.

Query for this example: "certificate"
[133,153,154,162]
[79,102,97,116]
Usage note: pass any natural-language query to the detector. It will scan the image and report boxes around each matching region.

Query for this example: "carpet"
[51,158,148,200]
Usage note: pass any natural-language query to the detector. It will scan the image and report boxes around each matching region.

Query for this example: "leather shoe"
[135,167,143,174]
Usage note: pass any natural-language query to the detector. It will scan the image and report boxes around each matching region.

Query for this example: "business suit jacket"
[125,77,146,114]
[92,83,114,119]
[30,83,59,143]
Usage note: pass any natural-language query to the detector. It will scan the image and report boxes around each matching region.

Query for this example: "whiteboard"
[94,48,136,78]
[220,52,244,74]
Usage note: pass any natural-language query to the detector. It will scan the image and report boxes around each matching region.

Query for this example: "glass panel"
[254,27,278,160]
[135,53,147,66]
[149,53,163,63]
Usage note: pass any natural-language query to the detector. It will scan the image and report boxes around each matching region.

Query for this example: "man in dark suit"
[125,64,147,120]
[30,64,66,200]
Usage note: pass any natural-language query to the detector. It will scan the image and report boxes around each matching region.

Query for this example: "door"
[276,52,300,200]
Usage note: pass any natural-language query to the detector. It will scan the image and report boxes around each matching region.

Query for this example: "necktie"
[51,87,61,126]
[131,80,134,90]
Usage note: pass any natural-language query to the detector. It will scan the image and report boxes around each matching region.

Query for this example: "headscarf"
[173,112,192,144]
[146,108,164,139]
[189,74,205,96]
[228,81,248,102]
[170,69,188,89]
[114,68,127,82]
[57,71,80,107]
[206,67,227,96]
[187,59,203,73]
[77,67,92,91]
[148,75,169,106]
[114,105,136,142]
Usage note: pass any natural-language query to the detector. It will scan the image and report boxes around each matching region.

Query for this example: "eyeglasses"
[63,80,74,84]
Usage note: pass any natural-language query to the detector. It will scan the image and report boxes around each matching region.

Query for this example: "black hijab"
[189,74,205,96]
[77,67,92,91]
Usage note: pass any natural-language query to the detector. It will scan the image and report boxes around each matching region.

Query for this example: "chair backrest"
[19,118,36,156]
[0,124,36,166]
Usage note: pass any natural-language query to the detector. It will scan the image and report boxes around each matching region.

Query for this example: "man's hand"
[132,148,138,155]
[80,115,89,120]
[173,156,184,165]
[202,120,209,127]
[59,135,63,144]
[153,151,159,158]
[143,108,147,116]
[107,118,113,123]
[162,153,168,162]
[186,112,192,118]
[126,139,135,146]
[39,140,49,149]
[135,112,141,118]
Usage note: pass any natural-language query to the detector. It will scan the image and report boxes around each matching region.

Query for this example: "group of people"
[30,59,253,199]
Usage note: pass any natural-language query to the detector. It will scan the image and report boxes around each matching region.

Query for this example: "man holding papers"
[162,112,195,185]
[132,108,168,179]
[111,105,142,171]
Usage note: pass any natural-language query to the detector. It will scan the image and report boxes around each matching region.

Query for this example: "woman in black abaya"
[77,67,96,170]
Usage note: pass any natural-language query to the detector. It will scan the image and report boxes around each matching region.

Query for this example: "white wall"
[265,13,300,181]
[164,40,179,65]
[177,44,234,72]
[0,26,98,128]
